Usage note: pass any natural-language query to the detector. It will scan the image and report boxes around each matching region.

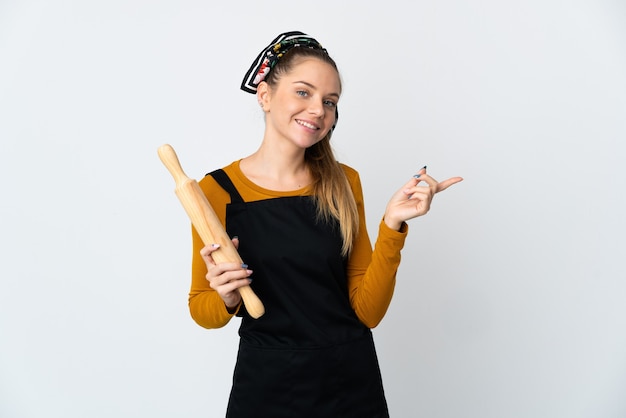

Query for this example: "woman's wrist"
[383,216,403,231]
[225,300,241,314]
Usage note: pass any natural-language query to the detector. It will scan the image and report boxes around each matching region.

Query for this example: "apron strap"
[206,169,244,203]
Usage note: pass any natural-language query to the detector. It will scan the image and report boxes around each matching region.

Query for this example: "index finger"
[436,176,464,192]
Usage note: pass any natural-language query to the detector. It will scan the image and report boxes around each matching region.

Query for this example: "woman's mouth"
[296,120,320,130]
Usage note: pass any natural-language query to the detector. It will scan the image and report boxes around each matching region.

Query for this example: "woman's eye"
[296,90,308,97]
[323,100,337,108]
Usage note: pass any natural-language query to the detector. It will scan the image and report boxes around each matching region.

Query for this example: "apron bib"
[209,169,389,418]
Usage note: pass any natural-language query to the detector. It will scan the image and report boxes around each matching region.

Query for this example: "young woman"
[188,31,462,417]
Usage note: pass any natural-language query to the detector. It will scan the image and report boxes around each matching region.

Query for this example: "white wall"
[1,1,625,417]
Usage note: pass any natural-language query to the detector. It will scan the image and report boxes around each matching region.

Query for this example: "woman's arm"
[188,176,240,329]
[344,167,408,328]
[346,166,462,328]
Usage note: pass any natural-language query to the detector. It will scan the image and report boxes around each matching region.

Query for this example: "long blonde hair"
[264,48,359,256]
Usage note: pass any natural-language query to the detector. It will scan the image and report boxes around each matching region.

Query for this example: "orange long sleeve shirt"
[189,161,408,329]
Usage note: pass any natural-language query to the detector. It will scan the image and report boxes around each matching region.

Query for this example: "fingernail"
[248,278,253,283]
[413,174,421,179]
[232,236,239,240]
[241,263,248,269]
[211,243,220,248]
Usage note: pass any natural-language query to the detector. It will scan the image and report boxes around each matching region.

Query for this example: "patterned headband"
[240,31,328,94]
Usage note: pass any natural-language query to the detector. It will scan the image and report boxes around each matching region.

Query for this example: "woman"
[188,31,462,417]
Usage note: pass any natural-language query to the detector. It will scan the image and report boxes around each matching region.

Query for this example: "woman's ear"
[257,82,270,111]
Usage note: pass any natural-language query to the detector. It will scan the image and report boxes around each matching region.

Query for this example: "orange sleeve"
[344,167,408,328]
[188,173,240,329]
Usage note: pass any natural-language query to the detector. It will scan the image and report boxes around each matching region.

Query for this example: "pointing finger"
[437,176,464,192]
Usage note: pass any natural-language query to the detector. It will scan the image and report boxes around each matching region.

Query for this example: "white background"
[1,1,625,417]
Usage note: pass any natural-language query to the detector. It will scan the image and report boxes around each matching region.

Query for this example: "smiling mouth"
[296,120,320,130]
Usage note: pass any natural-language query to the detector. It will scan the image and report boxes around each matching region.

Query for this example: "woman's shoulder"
[198,161,239,193]
[338,162,361,186]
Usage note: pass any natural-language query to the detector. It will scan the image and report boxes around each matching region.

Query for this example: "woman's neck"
[240,145,312,191]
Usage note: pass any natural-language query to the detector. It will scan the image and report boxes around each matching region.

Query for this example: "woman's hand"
[383,167,463,230]
[200,237,253,310]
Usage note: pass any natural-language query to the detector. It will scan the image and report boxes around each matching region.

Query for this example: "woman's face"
[259,58,341,150]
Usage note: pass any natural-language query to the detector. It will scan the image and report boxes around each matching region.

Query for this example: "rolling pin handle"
[157,144,188,186]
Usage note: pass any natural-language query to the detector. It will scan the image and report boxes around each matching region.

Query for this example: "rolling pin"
[158,144,265,319]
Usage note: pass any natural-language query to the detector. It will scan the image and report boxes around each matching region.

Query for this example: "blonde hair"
[265,48,359,256]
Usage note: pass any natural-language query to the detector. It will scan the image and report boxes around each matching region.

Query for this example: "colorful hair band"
[240,31,327,94]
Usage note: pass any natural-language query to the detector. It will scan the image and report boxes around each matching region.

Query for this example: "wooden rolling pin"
[158,144,265,319]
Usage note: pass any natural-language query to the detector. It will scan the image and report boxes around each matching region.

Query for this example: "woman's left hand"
[383,167,463,230]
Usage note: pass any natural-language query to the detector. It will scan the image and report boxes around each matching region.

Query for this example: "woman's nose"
[308,100,324,117]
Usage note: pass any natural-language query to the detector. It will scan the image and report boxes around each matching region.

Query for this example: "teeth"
[297,120,318,130]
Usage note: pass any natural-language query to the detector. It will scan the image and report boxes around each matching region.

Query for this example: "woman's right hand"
[200,237,253,310]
